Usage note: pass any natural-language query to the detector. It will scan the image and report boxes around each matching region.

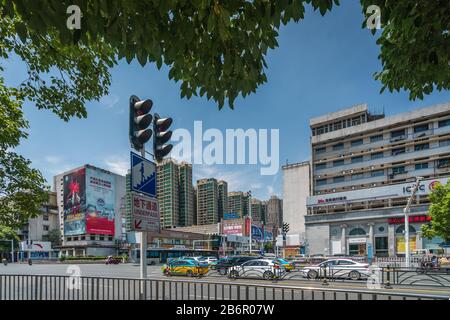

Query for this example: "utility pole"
[404,176,423,268]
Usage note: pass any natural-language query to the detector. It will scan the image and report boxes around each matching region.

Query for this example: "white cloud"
[44,155,63,165]
[99,94,120,109]
[104,156,129,176]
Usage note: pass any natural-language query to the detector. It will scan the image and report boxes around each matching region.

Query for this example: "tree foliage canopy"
[421,182,450,243]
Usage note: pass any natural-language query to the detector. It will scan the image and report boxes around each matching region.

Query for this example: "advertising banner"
[307,177,450,206]
[223,212,240,220]
[251,225,264,242]
[85,168,115,235]
[130,193,160,232]
[63,168,86,236]
[223,219,243,236]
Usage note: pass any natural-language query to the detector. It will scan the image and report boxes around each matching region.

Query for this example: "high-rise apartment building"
[218,180,228,219]
[196,178,219,225]
[306,103,450,257]
[157,159,180,228]
[227,191,250,218]
[266,195,283,234]
[179,162,194,227]
[250,198,263,223]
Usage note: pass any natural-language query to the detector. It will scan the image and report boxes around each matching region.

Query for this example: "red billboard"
[388,215,431,224]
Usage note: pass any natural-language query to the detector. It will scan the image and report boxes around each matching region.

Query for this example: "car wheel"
[307,270,318,279]
[219,267,228,275]
[349,270,360,280]
[263,271,274,280]
[186,270,194,277]
[229,270,239,279]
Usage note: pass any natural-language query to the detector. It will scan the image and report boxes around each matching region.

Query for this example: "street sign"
[130,152,157,198]
[130,193,160,232]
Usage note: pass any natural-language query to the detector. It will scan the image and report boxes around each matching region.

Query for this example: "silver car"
[302,259,370,280]
[228,258,285,280]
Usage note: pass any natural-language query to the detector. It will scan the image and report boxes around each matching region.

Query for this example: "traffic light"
[129,95,154,152]
[153,113,173,161]
[282,222,290,234]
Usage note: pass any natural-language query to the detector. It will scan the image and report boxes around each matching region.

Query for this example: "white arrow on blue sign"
[130,152,157,198]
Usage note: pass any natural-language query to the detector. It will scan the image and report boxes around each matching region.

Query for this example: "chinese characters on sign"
[387,215,431,224]
[131,193,160,232]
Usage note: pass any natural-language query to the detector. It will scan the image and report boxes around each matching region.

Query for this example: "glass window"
[316,179,327,186]
[438,119,450,128]
[351,156,363,163]
[316,147,326,154]
[351,139,363,147]
[375,237,388,257]
[437,158,450,168]
[414,124,429,133]
[371,169,384,177]
[391,129,406,138]
[349,228,366,236]
[333,176,345,183]
[333,143,344,151]
[337,260,356,265]
[43,215,49,221]
[371,152,384,160]
[392,166,406,175]
[333,159,345,167]
[351,173,364,180]
[414,143,429,151]
[392,147,405,156]
[370,135,383,143]
[439,139,450,147]
[43,225,49,231]
[415,163,429,170]
[316,163,326,170]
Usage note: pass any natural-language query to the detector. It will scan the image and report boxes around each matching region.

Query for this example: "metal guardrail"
[0,274,449,300]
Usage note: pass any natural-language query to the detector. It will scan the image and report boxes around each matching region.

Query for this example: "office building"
[306,103,450,257]
[196,178,219,225]
[179,162,194,227]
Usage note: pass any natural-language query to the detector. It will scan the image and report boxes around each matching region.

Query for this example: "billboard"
[63,168,86,236]
[307,177,450,206]
[251,225,264,242]
[223,219,243,236]
[223,212,240,220]
[85,167,115,235]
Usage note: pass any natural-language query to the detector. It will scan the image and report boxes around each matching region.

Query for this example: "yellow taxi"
[275,258,295,272]
[161,258,209,277]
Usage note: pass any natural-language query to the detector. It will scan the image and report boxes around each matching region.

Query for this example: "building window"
[439,139,450,147]
[43,225,49,231]
[371,169,384,177]
[351,117,361,126]
[108,236,113,241]
[370,135,383,143]
[316,147,326,154]
[438,119,450,128]
[349,228,366,236]
[437,158,450,168]
[392,147,405,156]
[43,215,49,221]
[351,173,364,180]
[333,122,342,131]
[415,162,429,170]
[391,129,406,139]
[316,163,327,170]
[414,124,429,133]
[414,143,429,151]
[333,176,345,183]
[351,156,363,163]
[81,236,86,241]
[392,166,406,175]
[351,139,363,147]
[73,237,78,241]
[67,237,72,242]
[375,237,388,257]
[316,179,327,186]
[99,236,105,241]
[333,159,345,167]
[371,152,384,160]
[333,143,344,151]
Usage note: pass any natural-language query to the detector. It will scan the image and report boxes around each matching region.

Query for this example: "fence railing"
[0,274,449,301]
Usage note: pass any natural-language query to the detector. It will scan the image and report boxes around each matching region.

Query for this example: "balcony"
[389,135,407,143]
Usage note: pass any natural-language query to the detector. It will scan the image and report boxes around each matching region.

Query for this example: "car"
[161,259,209,277]
[301,259,370,280]
[214,256,261,275]
[228,259,285,280]
[198,256,218,265]
[275,257,295,272]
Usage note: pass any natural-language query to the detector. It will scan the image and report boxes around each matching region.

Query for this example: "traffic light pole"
[140,147,147,281]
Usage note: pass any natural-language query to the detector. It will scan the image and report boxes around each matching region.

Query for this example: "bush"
[59,255,66,262]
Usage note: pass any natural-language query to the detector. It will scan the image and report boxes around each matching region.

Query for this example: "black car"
[213,256,261,275]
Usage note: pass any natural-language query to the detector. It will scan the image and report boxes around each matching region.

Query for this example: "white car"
[302,259,370,280]
[228,259,286,280]
[198,256,218,264]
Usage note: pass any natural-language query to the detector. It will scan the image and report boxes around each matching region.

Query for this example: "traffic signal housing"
[153,113,173,162]
[129,95,153,152]
[282,222,290,234]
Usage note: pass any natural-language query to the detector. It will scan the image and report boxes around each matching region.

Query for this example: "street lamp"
[404,176,423,268]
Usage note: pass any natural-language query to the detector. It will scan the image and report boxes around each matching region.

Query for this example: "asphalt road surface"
[1,263,449,300]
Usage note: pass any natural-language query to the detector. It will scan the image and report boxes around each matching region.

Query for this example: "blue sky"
[4,1,450,201]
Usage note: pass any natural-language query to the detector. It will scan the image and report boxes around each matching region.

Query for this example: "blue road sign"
[130,152,157,198]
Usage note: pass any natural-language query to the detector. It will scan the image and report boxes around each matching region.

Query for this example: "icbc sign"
[387,215,431,224]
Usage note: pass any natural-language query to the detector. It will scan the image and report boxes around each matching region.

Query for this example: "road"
[1,263,449,298]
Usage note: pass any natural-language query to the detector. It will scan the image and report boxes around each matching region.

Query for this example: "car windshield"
[277,258,289,264]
